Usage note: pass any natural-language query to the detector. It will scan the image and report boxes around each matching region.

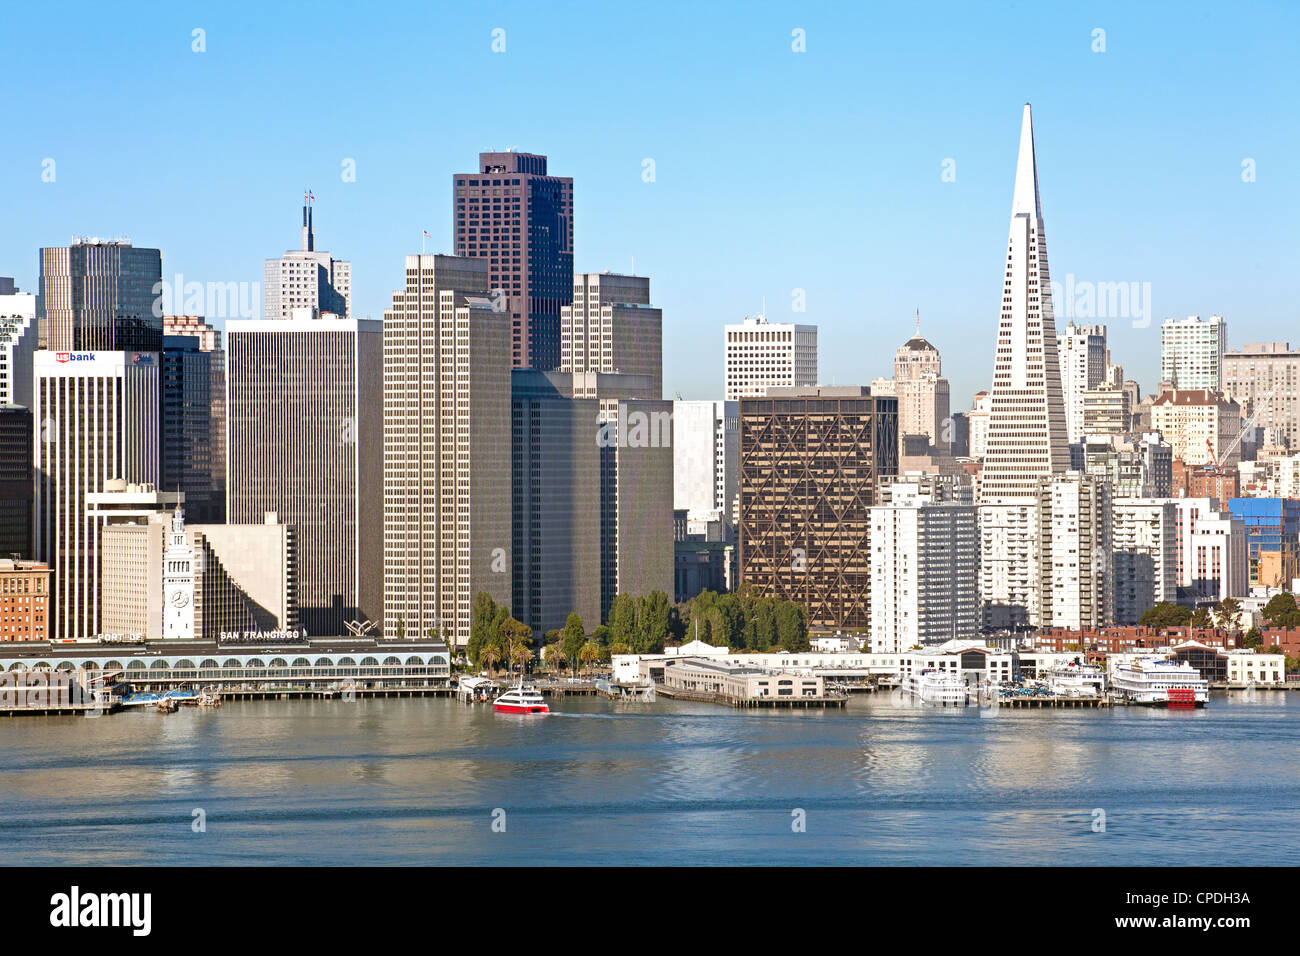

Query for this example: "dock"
[656,684,846,709]
[996,695,1111,708]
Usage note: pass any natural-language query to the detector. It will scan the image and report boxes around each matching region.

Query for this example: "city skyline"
[2,3,1296,409]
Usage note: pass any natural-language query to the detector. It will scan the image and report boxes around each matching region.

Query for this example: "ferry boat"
[1110,657,1208,707]
[492,680,550,715]
[1047,660,1106,698]
[900,669,968,706]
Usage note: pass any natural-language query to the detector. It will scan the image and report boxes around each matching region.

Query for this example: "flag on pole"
[422,230,432,239]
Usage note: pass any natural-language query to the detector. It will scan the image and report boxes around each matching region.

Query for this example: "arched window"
[360,657,379,667]
[292,658,311,668]
[103,661,123,670]
[383,657,401,666]
[405,656,424,666]
[174,659,196,670]
[199,659,219,669]
[150,660,170,671]
[222,659,242,669]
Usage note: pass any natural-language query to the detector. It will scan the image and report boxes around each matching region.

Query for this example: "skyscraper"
[453,151,574,370]
[511,370,601,636]
[382,254,511,647]
[161,333,221,523]
[724,316,818,400]
[263,196,352,319]
[738,386,898,631]
[672,400,739,527]
[869,476,978,652]
[0,406,33,558]
[1059,322,1107,444]
[1161,315,1226,391]
[561,273,662,399]
[0,280,37,409]
[1223,342,1300,451]
[978,104,1070,628]
[164,315,226,523]
[226,314,381,636]
[34,350,160,638]
[39,240,163,352]
[1036,472,1112,629]
[872,318,951,453]
[1111,498,1178,625]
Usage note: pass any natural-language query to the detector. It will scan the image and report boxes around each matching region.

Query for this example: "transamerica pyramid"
[978,103,1069,505]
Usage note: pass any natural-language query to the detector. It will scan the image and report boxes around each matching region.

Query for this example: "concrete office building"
[263,197,352,319]
[869,478,978,653]
[511,370,601,636]
[382,254,511,647]
[1161,315,1226,391]
[164,316,225,523]
[0,406,33,558]
[978,105,1070,629]
[1060,322,1108,443]
[1037,473,1112,630]
[724,315,817,401]
[226,314,381,636]
[34,351,160,638]
[1111,499,1178,625]
[672,399,738,527]
[1081,381,1130,436]
[39,239,163,352]
[453,150,574,370]
[561,273,662,399]
[1150,389,1243,467]
[738,386,898,631]
[1222,342,1300,451]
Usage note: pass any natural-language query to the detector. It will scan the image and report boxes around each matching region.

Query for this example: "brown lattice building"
[738,387,898,630]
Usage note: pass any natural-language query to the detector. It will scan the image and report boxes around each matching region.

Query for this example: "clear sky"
[2,0,1296,408]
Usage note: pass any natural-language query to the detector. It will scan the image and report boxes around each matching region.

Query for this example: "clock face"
[170,590,190,608]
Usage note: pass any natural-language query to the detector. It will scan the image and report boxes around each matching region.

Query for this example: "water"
[1,692,1295,865]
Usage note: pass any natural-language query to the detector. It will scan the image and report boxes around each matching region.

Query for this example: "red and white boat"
[493,680,550,715]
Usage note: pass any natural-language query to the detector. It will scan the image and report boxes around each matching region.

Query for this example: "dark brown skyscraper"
[738,387,898,631]
[453,151,573,370]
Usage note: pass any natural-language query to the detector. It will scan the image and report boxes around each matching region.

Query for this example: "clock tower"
[162,504,197,641]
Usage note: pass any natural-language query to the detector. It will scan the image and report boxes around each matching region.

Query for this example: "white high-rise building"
[968,391,991,459]
[382,254,511,647]
[34,351,160,638]
[1059,322,1107,444]
[1037,473,1112,629]
[1222,342,1300,451]
[263,196,352,320]
[1172,498,1248,602]
[1161,315,1226,391]
[0,278,37,408]
[869,478,978,653]
[1111,499,1178,625]
[978,104,1070,628]
[672,400,738,527]
[161,505,197,641]
[723,315,817,400]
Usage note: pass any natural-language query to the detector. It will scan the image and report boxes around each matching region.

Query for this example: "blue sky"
[1,0,1296,407]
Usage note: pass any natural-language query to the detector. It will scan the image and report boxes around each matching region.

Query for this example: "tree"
[394,616,407,641]
[1243,627,1263,649]
[1139,602,1192,628]
[480,644,500,676]
[1215,597,1243,633]
[1190,606,1212,627]
[636,591,672,653]
[578,642,600,675]
[609,641,632,656]
[562,613,586,670]
[609,594,638,649]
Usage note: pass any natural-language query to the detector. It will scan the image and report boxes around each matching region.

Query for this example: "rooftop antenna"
[915,308,921,335]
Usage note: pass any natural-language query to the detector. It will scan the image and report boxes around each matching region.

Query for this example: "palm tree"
[548,644,566,674]
[578,643,600,676]
[481,645,500,677]
[511,642,531,675]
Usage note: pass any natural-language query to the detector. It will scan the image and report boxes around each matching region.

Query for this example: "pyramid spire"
[1011,103,1042,219]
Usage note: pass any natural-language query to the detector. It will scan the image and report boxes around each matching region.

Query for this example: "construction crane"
[1205,438,1221,473]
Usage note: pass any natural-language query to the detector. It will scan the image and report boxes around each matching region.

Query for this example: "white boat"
[900,669,968,706]
[493,680,550,715]
[1111,657,1208,706]
[1047,660,1106,698]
